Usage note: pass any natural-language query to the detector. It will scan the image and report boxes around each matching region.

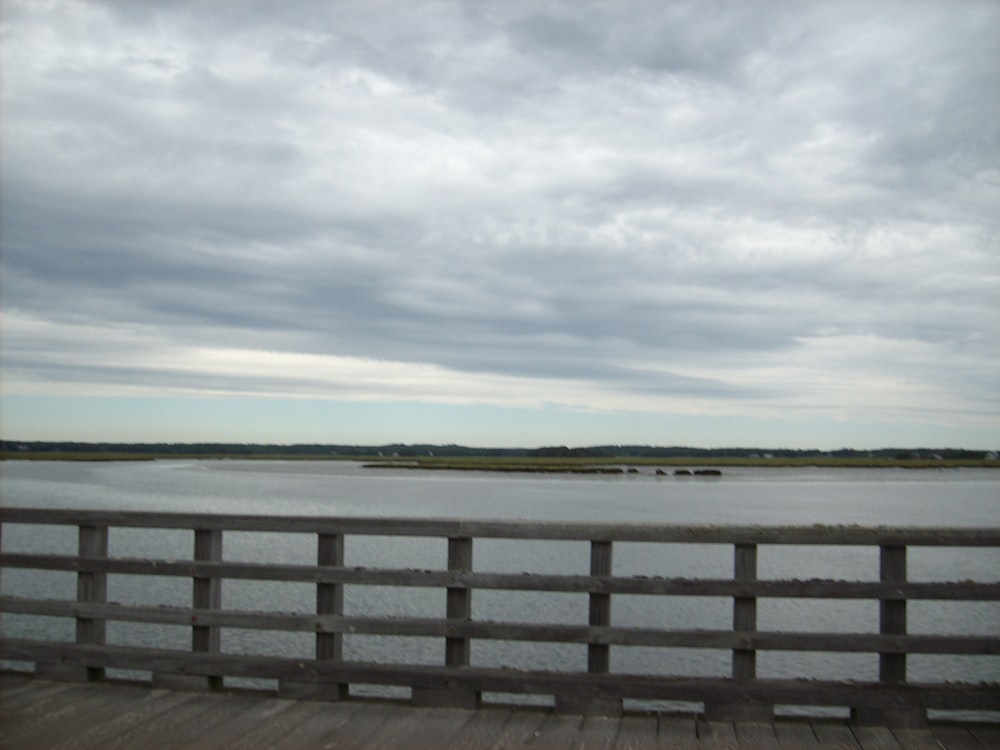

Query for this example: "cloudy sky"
[2,0,998,449]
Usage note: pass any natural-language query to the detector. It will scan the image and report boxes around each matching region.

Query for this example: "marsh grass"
[362,455,996,472]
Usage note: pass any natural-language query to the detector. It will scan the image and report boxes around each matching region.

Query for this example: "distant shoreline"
[1,449,996,470]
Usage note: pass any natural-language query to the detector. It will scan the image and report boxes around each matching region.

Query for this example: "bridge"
[1,509,998,747]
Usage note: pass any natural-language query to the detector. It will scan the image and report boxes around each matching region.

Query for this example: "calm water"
[2,460,998,715]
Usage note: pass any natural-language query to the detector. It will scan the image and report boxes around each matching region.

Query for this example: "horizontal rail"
[3,508,999,545]
[3,598,998,654]
[3,554,998,599]
[2,639,998,712]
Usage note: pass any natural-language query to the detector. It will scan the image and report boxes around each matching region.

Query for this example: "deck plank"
[109,692,272,750]
[445,706,515,749]
[0,671,45,699]
[0,674,85,715]
[484,707,551,748]
[578,714,622,750]
[238,699,368,750]
[811,721,862,750]
[849,725,904,750]
[2,682,168,748]
[46,690,204,750]
[773,720,821,749]
[232,700,333,750]
[276,700,404,750]
[696,719,739,750]
[656,713,699,750]
[354,705,481,750]
[188,695,312,750]
[890,728,948,750]
[614,714,658,750]
[734,721,779,750]
[523,712,587,749]
[967,726,1000,749]
[929,725,987,750]
[2,677,997,750]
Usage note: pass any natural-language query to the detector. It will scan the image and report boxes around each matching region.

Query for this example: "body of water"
[2,460,998,716]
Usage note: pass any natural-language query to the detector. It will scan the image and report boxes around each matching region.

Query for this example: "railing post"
[412,536,479,708]
[280,532,349,700]
[445,536,473,669]
[556,540,622,716]
[588,540,612,675]
[879,545,907,684]
[732,543,757,681]
[852,544,927,727]
[154,528,223,691]
[38,524,109,682]
[705,542,772,721]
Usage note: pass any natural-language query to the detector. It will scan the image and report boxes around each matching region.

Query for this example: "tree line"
[1,440,992,461]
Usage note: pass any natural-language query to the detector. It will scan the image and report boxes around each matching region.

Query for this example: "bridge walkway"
[2,673,997,750]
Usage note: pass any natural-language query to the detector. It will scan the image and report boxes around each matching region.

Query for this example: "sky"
[1,0,998,450]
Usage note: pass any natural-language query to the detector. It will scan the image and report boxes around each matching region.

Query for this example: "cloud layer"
[2,0,998,443]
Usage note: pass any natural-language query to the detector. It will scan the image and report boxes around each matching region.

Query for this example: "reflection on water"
[1,460,998,714]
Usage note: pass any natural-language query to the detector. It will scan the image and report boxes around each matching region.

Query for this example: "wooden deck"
[2,673,997,750]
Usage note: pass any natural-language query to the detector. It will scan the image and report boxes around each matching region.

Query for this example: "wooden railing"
[1,509,998,727]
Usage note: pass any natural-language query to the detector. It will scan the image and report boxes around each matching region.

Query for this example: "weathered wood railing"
[1,509,998,727]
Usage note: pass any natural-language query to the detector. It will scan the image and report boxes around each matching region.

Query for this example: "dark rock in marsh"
[674,469,692,476]
[693,468,723,476]
[655,469,668,475]
[627,467,639,473]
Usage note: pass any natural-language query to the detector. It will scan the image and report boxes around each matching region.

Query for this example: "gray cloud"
[2,0,998,437]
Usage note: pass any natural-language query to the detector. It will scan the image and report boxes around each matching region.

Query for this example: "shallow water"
[2,460,998,716]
